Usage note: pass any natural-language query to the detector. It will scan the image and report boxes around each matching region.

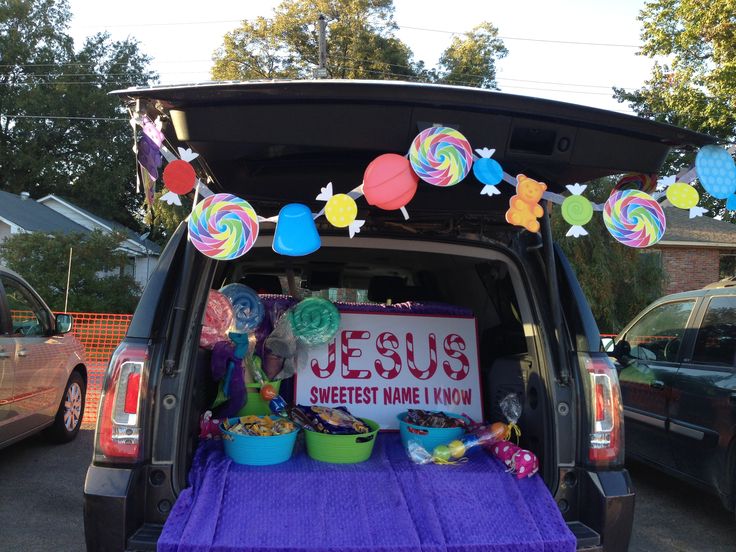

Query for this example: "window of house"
[622,300,695,362]
[692,296,736,367]
[720,254,736,280]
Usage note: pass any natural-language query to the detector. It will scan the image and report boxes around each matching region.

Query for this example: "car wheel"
[46,371,85,443]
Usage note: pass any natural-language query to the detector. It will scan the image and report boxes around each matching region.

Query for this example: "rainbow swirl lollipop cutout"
[409,126,473,187]
[188,193,259,260]
[603,190,666,248]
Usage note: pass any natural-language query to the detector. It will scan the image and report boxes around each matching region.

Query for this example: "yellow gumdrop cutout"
[325,194,357,228]
[666,182,699,209]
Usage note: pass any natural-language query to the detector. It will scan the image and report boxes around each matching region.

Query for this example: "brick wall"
[655,246,721,294]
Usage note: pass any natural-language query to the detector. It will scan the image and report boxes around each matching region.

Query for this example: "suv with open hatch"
[613,278,736,512]
[0,266,86,448]
[84,80,716,552]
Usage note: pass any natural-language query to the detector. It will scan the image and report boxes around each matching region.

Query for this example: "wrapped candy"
[295,405,370,435]
[199,410,222,439]
[223,415,296,436]
[499,393,522,443]
[408,422,508,464]
[489,440,539,479]
[405,409,468,429]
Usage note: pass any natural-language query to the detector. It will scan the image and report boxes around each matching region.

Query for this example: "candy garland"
[129,113,736,256]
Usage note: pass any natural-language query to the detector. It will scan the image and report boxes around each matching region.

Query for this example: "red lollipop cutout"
[162,147,200,196]
[363,153,418,220]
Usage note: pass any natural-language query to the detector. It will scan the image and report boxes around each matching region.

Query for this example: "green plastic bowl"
[304,418,379,464]
[237,380,282,417]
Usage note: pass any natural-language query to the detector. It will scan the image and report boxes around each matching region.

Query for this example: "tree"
[614,0,736,221]
[0,0,157,229]
[0,230,141,313]
[211,0,505,87]
[552,178,665,333]
[436,23,508,89]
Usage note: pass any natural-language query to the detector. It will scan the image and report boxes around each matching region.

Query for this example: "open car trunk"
[114,80,716,552]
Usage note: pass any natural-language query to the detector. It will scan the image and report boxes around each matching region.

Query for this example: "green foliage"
[614,0,736,221]
[552,178,665,333]
[211,0,506,86]
[0,0,157,229]
[0,230,141,313]
[437,23,508,89]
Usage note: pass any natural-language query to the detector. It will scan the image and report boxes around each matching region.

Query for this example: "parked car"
[0,266,86,448]
[613,278,736,511]
[83,80,716,552]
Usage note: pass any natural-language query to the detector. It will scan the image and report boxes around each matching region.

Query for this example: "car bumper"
[580,469,635,551]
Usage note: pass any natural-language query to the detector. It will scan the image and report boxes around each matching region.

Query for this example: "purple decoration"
[211,341,235,381]
[159,435,575,552]
[137,134,162,180]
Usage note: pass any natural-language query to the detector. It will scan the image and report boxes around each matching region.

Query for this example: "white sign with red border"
[295,311,483,429]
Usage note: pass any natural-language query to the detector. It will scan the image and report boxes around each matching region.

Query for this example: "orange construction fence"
[56,312,133,429]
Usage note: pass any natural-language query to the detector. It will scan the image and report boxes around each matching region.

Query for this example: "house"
[650,207,736,294]
[0,190,160,288]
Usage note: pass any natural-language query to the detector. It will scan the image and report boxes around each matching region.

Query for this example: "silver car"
[0,267,87,448]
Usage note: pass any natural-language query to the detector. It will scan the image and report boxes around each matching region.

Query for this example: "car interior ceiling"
[187,243,547,486]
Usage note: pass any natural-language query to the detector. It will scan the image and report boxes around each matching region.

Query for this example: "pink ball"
[363,153,419,211]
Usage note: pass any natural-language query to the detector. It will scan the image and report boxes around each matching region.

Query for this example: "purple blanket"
[159,435,575,552]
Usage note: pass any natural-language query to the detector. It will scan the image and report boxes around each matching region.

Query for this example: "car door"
[0,281,16,433]
[0,275,60,435]
[617,299,697,467]
[668,295,736,489]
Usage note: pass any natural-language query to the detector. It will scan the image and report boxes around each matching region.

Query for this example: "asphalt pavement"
[1,430,735,551]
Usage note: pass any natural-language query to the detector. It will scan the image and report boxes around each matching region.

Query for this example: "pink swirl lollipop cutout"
[612,173,657,195]
[603,190,666,248]
[409,126,473,187]
[188,193,259,259]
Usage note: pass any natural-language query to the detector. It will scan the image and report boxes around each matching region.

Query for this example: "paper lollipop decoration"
[604,189,666,248]
[473,147,503,196]
[273,203,321,256]
[561,184,593,237]
[612,173,658,195]
[505,174,547,233]
[363,153,418,219]
[289,297,341,346]
[316,182,365,238]
[220,283,265,333]
[199,289,234,349]
[161,147,200,205]
[409,126,473,187]
[695,145,736,200]
[666,182,707,218]
[188,193,259,260]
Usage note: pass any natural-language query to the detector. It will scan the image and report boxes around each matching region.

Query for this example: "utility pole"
[64,246,72,313]
[315,14,328,78]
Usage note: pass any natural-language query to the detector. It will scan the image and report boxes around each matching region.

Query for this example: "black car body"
[83,80,716,552]
[616,280,736,510]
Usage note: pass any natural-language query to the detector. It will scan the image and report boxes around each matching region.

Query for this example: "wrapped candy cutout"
[407,421,508,465]
[316,182,365,238]
[188,193,259,260]
[665,182,707,218]
[199,289,234,349]
[473,147,503,196]
[505,174,547,233]
[561,184,593,238]
[695,145,736,200]
[163,147,199,194]
[363,153,419,218]
[137,134,163,180]
[219,283,265,333]
[409,126,473,187]
[604,189,665,248]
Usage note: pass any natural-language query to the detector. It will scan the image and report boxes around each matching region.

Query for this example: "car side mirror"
[56,313,73,334]
[610,339,632,366]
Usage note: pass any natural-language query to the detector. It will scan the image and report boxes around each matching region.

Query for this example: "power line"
[2,114,127,121]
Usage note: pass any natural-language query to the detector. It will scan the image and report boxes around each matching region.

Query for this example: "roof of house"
[0,190,89,235]
[660,207,736,248]
[37,195,162,254]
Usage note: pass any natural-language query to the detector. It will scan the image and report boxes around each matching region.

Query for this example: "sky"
[67,0,655,114]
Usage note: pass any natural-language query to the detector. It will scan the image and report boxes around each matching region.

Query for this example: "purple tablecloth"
[159,435,576,552]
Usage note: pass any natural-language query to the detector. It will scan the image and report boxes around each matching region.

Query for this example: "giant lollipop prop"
[188,193,259,259]
[603,189,665,248]
[409,126,473,187]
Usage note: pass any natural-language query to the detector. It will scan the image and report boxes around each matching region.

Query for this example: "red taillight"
[584,354,623,466]
[96,342,148,462]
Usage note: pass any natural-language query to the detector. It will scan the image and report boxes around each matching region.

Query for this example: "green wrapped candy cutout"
[289,297,341,346]
[561,195,593,226]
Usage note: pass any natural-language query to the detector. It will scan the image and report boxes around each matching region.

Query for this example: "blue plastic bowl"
[220,416,299,465]
[397,411,466,452]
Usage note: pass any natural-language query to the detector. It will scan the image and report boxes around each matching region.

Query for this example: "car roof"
[653,285,736,302]
[114,79,717,215]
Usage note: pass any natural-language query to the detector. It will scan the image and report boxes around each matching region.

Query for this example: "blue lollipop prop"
[219,283,265,333]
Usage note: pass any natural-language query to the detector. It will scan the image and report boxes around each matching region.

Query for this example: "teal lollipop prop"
[289,297,341,346]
